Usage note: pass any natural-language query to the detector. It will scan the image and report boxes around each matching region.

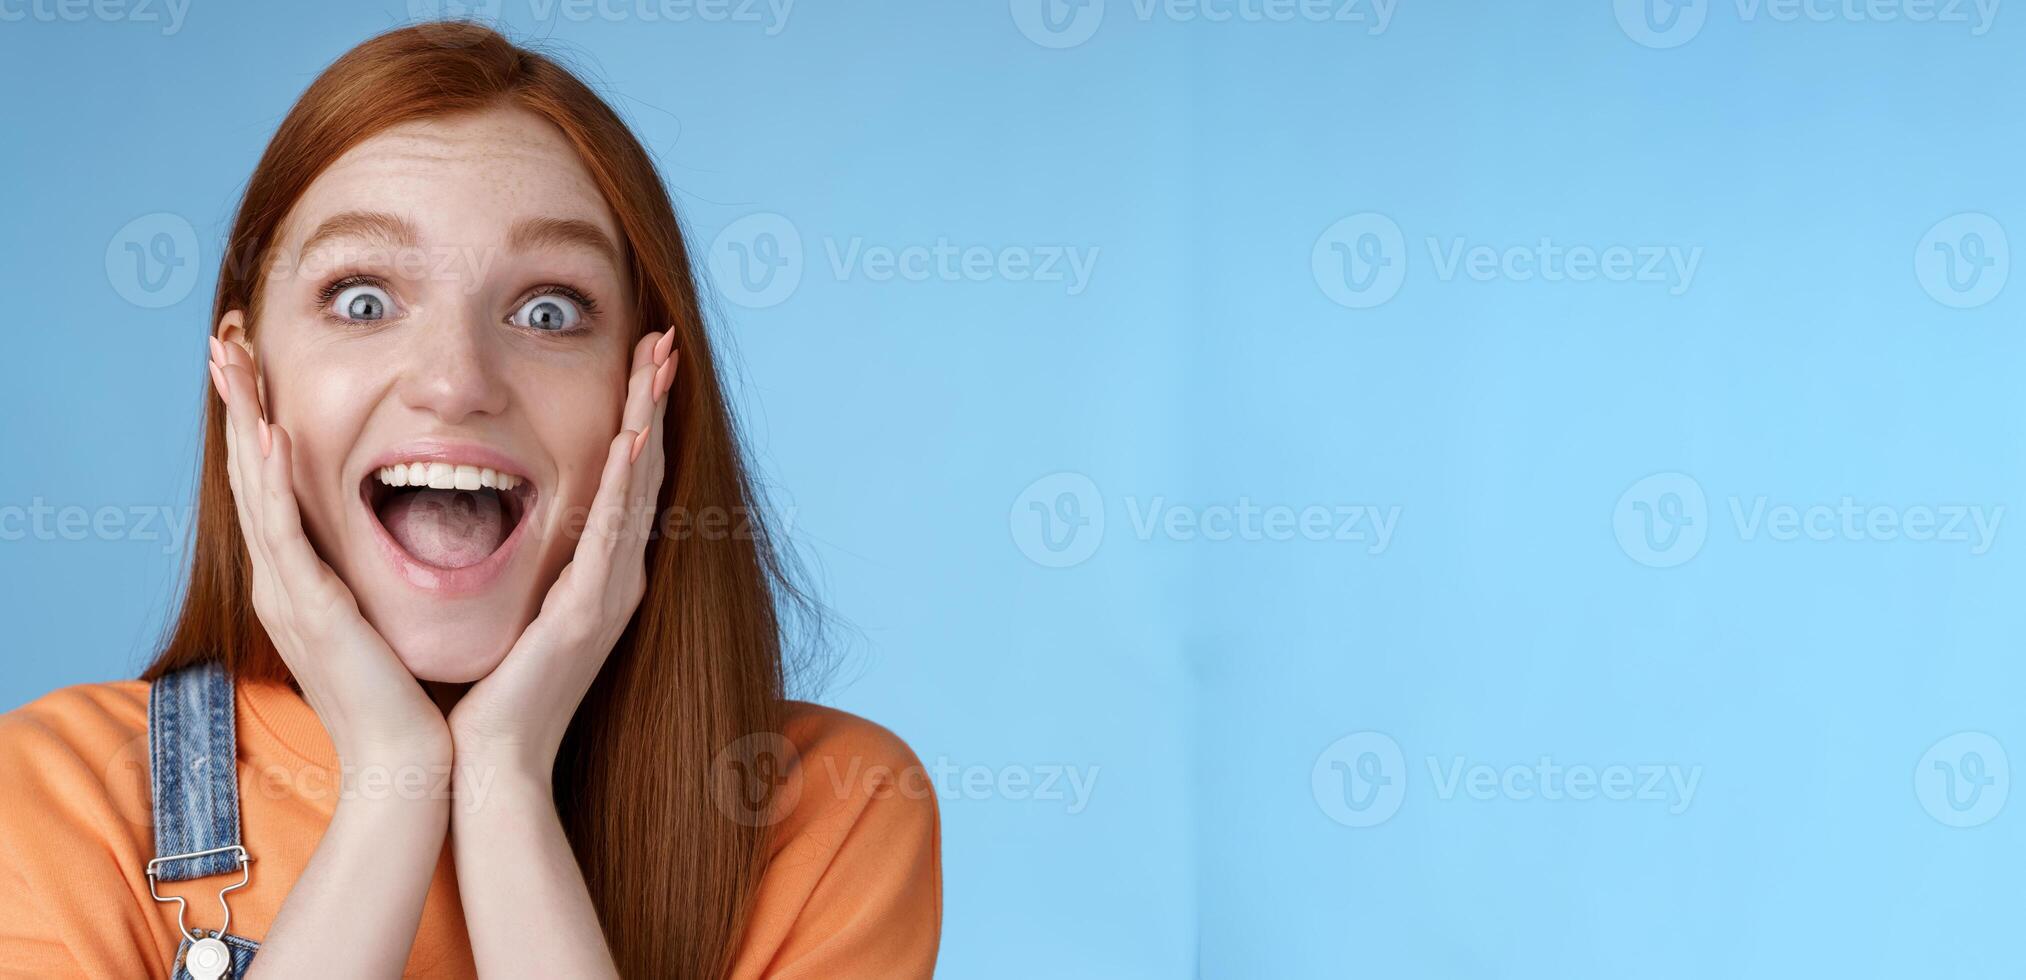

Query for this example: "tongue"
[379,489,507,569]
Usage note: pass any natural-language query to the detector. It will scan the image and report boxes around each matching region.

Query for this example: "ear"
[215,309,247,349]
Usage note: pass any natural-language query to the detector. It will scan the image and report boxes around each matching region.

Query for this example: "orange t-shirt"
[0,680,940,978]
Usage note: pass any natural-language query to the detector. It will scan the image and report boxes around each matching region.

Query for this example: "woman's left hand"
[447,327,677,777]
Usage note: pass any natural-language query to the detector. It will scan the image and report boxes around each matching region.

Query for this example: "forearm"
[251,752,449,977]
[451,758,617,978]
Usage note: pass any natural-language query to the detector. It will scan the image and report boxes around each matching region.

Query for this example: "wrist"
[452,735,556,787]
[337,727,455,773]
[450,754,556,821]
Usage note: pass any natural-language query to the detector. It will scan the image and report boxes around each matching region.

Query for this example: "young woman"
[0,22,939,979]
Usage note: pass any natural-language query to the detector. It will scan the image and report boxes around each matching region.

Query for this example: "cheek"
[549,378,628,506]
[263,351,379,541]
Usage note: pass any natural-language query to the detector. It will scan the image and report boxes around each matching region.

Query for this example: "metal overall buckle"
[146,844,251,979]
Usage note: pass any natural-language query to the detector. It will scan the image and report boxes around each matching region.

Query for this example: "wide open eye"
[511,292,585,332]
[330,282,395,322]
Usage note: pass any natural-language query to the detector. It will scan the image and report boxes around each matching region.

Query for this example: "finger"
[572,430,639,579]
[217,358,274,558]
[217,338,271,419]
[256,423,339,597]
[631,346,678,464]
[210,357,261,557]
[215,349,287,614]
[629,349,676,537]
[217,357,270,459]
[218,394,287,643]
[215,355,269,547]
[620,330,661,442]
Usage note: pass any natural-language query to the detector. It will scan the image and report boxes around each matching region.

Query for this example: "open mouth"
[360,460,536,571]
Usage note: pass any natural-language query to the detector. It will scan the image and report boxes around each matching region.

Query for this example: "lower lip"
[360,486,536,596]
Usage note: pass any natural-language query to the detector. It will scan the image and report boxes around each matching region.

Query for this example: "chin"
[379,611,522,683]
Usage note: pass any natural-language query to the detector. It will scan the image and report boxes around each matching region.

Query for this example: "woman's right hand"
[208,327,448,767]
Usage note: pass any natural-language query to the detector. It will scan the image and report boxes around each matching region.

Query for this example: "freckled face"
[245,107,636,682]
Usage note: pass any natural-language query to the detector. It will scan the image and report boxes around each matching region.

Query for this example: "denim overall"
[147,663,262,979]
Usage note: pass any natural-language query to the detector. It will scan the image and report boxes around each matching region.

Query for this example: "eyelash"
[313,275,602,332]
[522,283,601,326]
[314,274,376,311]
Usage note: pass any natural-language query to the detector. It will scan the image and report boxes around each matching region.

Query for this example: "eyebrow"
[508,216,624,268]
[298,210,418,256]
[296,210,623,268]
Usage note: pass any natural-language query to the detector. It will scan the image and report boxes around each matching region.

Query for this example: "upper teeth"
[376,462,523,492]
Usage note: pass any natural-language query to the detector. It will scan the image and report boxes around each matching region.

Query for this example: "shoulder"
[0,679,154,838]
[780,700,929,790]
[773,700,940,843]
[730,701,941,979]
[0,680,151,788]
[0,681,161,977]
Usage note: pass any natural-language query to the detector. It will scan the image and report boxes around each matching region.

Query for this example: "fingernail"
[653,356,676,401]
[208,336,223,364]
[630,428,649,463]
[259,421,272,458]
[208,361,226,398]
[654,327,676,365]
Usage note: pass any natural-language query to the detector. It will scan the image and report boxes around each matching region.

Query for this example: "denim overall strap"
[148,662,245,881]
[147,662,260,978]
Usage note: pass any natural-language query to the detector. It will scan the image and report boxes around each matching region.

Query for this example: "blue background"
[3,1,2022,976]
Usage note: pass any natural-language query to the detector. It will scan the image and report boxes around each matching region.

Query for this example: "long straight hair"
[142,22,799,977]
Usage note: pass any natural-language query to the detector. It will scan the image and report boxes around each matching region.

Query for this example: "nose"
[394,308,510,424]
